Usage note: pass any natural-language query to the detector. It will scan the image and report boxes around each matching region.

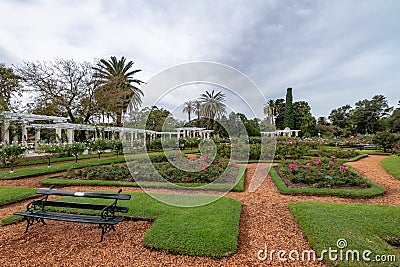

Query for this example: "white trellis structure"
[1,112,213,150]
[261,127,301,137]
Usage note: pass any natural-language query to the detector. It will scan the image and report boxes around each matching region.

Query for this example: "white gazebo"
[261,127,301,137]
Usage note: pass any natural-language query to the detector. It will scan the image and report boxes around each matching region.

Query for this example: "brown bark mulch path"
[0,155,398,266]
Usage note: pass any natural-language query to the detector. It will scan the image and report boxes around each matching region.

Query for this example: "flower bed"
[278,158,369,188]
[63,157,240,184]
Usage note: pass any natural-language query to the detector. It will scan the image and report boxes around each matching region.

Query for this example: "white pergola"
[176,127,212,139]
[1,113,213,150]
[261,127,301,137]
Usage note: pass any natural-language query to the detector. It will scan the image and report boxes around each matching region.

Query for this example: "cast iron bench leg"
[24,217,46,233]
[98,224,116,242]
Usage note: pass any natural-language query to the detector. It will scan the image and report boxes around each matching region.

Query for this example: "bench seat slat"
[36,189,131,200]
[31,200,129,213]
[14,211,124,225]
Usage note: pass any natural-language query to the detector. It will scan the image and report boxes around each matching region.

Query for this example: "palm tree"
[93,56,144,126]
[182,100,195,121]
[263,99,276,125]
[193,100,201,120]
[198,90,226,130]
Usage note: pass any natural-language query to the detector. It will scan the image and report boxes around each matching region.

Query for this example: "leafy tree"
[388,101,400,133]
[374,131,399,152]
[328,104,353,136]
[284,88,295,129]
[65,142,86,163]
[293,101,316,137]
[17,59,97,123]
[0,63,21,110]
[182,100,195,121]
[274,98,285,130]
[93,56,144,127]
[199,90,227,130]
[317,116,329,125]
[39,144,64,166]
[145,106,175,132]
[193,100,201,120]
[351,95,392,134]
[0,145,27,172]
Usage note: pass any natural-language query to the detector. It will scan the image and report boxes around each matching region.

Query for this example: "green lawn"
[0,152,117,169]
[0,186,37,206]
[289,202,400,266]
[6,192,242,258]
[269,167,384,198]
[381,155,400,180]
[40,165,246,192]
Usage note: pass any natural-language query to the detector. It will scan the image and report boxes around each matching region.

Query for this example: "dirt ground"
[0,155,398,266]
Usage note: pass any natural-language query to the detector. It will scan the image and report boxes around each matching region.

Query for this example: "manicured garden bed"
[40,164,246,192]
[0,186,37,206]
[270,158,384,198]
[380,155,400,180]
[289,202,400,266]
[5,192,242,258]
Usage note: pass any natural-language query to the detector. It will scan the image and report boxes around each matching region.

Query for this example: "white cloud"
[1,0,399,118]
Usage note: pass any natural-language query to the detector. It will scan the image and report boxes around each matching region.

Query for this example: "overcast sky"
[1,0,399,119]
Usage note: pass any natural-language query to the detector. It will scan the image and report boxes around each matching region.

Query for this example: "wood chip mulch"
[0,155,398,266]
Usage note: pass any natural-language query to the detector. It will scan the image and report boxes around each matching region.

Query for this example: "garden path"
[0,155,398,266]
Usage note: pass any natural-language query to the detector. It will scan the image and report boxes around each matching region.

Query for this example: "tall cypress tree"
[284,87,295,129]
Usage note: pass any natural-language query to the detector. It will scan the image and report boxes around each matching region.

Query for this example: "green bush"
[374,132,399,152]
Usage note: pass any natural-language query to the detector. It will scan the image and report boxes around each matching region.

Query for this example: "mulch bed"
[0,155,398,266]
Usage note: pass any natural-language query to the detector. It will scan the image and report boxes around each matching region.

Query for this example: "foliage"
[64,156,240,185]
[274,139,309,160]
[199,90,226,130]
[293,101,316,137]
[17,59,97,123]
[328,104,353,136]
[373,131,399,152]
[283,87,294,129]
[0,145,27,167]
[0,63,21,110]
[278,158,368,188]
[182,100,195,121]
[388,102,400,132]
[309,147,360,159]
[39,143,66,159]
[93,56,144,126]
[289,202,400,266]
[65,142,86,162]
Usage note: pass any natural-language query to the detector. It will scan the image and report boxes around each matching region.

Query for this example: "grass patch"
[6,192,242,258]
[40,166,246,192]
[269,167,384,198]
[381,155,400,180]
[345,154,369,162]
[289,202,400,266]
[0,186,37,207]
[0,152,117,169]
[355,150,391,155]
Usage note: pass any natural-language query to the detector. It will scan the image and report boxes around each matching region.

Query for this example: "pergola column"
[67,128,74,144]
[134,131,138,140]
[21,123,28,146]
[35,128,41,150]
[55,125,62,144]
[3,120,10,144]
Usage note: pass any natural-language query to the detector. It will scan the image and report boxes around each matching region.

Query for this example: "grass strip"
[289,202,400,266]
[5,192,242,259]
[380,155,400,180]
[269,167,384,198]
[0,186,37,206]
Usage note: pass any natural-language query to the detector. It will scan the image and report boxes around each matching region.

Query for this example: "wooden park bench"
[14,186,131,242]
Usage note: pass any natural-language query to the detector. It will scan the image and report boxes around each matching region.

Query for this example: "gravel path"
[0,155,398,266]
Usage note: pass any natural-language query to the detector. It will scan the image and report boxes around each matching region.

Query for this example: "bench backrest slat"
[31,200,129,213]
[36,189,131,200]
